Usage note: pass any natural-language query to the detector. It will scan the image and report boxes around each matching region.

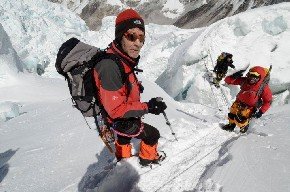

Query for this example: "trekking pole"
[162,111,178,141]
[156,97,178,141]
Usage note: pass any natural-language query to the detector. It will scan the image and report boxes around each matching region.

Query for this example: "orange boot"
[139,141,164,166]
[115,141,132,161]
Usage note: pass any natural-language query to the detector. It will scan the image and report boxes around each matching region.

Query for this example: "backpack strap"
[94,53,140,101]
[89,51,128,84]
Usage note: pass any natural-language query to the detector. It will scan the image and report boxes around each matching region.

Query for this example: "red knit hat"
[115,9,145,42]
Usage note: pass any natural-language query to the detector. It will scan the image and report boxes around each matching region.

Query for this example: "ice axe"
[156,97,178,141]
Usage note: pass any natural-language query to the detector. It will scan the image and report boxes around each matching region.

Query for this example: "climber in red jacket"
[222,66,272,133]
[93,9,167,166]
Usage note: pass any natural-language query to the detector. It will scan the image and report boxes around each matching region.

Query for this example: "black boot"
[139,158,156,166]
[139,151,166,167]
[240,124,249,133]
[214,83,220,88]
[222,123,236,132]
[212,78,220,88]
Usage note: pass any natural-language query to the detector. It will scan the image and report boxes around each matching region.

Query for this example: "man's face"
[121,27,145,59]
[247,74,260,84]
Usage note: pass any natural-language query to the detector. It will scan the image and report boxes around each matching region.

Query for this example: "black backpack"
[55,37,126,117]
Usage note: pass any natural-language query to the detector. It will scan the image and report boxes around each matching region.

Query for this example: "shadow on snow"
[78,146,142,192]
[0,149,18,183]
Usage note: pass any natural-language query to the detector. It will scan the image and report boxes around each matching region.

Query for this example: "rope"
[140,125,220,176]
[154,144,222,192]
[207,49,229,109]
[154,129,241,192]
[202,51,222,111]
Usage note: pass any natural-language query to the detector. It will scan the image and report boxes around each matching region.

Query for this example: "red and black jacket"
[225,67,272,113]
[93,41,148,121]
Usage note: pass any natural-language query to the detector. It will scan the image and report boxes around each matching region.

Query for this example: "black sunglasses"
[124,32,145,43]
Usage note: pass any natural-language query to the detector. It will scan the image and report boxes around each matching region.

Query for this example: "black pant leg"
[117,135,131,145]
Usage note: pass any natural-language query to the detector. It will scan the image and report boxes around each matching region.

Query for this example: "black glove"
[231,69,246,79]
[147,97,167,115]
[253,110,263,119]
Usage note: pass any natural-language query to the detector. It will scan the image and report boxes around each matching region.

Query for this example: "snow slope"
[1,1,290,192]
[2,75,290,192]
[196,106,290,192]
